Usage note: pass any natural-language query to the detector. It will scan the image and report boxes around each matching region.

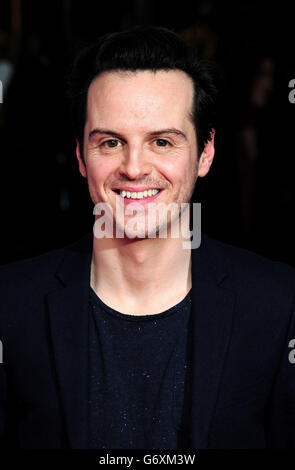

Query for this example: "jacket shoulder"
[0,232,92,289]
[201,233,295,291]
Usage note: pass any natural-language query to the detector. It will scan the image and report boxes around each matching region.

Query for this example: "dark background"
[0,0,294,266]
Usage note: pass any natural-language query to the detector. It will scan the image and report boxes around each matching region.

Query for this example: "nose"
[118,145,152,180]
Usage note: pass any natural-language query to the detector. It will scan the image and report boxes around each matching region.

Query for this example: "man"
[0,26,295,449]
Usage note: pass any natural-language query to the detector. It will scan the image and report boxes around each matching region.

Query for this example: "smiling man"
[80,68,211,315]
[0,26,295,450]
[84,70,200,242]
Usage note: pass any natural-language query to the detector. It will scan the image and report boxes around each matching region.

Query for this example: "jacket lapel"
[189,234,235,449]
[47,233,93,449]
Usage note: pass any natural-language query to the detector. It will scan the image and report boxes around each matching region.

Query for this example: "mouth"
[111,188,164,205]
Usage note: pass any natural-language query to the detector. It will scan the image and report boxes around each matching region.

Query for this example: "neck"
[90,219,192,315]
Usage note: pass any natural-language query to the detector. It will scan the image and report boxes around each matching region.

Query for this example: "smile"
[114,189,161,199]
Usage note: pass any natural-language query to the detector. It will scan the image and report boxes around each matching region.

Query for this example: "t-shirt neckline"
[89,286,191,322]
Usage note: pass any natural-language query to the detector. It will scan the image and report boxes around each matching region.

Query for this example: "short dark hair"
[67,25,219,160]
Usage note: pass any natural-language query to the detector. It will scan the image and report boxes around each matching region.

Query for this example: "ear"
[197,129,215,178]
[76,139,87,178]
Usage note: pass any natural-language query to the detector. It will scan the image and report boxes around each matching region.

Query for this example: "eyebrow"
[88,127,188,141]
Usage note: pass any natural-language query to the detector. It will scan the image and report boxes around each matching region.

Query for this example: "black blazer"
[0,232,295,449]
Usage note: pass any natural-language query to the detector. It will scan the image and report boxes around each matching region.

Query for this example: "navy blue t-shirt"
[88,287,192,449]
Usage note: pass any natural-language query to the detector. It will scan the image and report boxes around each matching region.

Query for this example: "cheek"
[86,158,115,185]
[159,153,195,183]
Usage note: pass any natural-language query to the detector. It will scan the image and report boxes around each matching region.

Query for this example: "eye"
[154,138,171,147]
[101,139,122,148]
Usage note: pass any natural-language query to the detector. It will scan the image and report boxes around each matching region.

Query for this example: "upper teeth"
[119,189,160,199]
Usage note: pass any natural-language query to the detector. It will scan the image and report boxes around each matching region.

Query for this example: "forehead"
[86,70,194,131]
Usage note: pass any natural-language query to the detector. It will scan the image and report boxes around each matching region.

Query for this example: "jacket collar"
[48,231,235,449]
[54,232,93,286]
[189,233,235,448]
